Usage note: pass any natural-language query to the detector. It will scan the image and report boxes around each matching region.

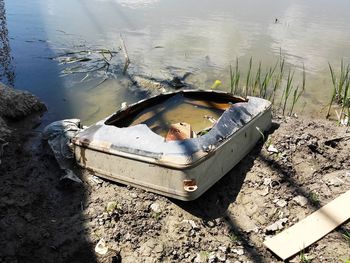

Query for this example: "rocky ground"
[1,84,350,263]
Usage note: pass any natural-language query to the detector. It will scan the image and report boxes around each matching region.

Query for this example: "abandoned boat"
[72,90,272,201]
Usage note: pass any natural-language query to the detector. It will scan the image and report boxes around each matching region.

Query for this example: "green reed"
[281,69,294,115]
[245,57,253,97]
[229,58,240,94]
[228,55,305,116]
[289,65,305,116]
[327,60,350,125]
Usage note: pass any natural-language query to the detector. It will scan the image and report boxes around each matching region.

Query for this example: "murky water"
[3,0,350,125]
[112,92,235,137]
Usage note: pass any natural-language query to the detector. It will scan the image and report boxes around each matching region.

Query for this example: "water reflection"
[268,2,350,72]
[5,0,350,123]
[0,0,15,86]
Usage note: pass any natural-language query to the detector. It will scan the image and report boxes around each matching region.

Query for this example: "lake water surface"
[2,0,350,124]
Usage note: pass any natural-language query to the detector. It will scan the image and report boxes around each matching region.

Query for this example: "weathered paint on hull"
[73,106,271,201]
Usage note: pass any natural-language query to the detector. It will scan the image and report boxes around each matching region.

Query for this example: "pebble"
[106,201,117,213]
[183,219,200,230]
[232,248,244,255]
[130,192,138,198]
[265,218,288,233]
[263,178,272,186]
[208,252,216,263]
[276,199,287,208]
[267,145,279,153]
[259,187,269,196]
[216,251,226,262]
[206,221,215,227]
[150,203,161,214]
[24,212,34,222]
[194,252,207,263]
[218,246,227,253]
[293,195,308,207]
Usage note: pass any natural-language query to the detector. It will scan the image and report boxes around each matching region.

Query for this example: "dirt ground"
[1,85,350,263]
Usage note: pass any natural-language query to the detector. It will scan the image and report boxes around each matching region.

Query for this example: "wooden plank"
[263,190,350,260]
[165,122,196,141]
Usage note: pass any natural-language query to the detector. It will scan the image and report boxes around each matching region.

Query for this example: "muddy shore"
[0,83,349,263]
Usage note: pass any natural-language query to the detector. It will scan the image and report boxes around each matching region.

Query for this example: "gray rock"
[276,199,287,208]
[323,171,345,186]
[208,252,216,263]
[267,145,279,153]
[265,218,288,233]
[183,219,200,230]
[217,251,226,262]
[194,252,208,263]
[293,195,308,207]
[218,246,227,253]
[259,187,269,196]
[150,203,161,214]
[232,248,244,255]
[263,178,272,186]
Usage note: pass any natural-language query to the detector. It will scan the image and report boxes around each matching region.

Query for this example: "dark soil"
[1,84,350,263]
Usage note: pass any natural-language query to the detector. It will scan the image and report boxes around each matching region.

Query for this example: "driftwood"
[120,35,130,75]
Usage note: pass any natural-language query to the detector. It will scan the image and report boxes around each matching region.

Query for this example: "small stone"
[208,252,216,263]
[24,212,34,222]
[293,195,308,207]
[232,248,244,255]
[263,178,272,185]
[265,218,288,233]
[217,251,226,262]
[276,199,287,208]
[218,246,227,253]
[267,145,279,153]
[194,252,208,263]
[323,170,347,186]
[183,219,200,230]
[259,187,269,196]
[153,242,164,254]
[206,221,215,227]
[150,203,161,214]
[106,201,117,213]
[130,192,138,198]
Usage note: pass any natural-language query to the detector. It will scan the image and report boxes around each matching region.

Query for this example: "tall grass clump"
[327,59,350,125]
[229,58,240,94]
[228,54,306,116]
[289,64,306,116]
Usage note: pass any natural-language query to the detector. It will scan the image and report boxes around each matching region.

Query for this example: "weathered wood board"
[264,190,350,260]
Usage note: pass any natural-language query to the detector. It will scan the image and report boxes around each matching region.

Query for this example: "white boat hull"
[73,94,271,200]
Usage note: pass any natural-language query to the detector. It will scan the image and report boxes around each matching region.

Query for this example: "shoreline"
[0,83,349,262]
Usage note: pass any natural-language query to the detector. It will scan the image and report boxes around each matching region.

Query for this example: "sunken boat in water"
[72,90,272,201]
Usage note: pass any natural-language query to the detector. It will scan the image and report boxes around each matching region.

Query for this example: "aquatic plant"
[229,58,240,94]
[289,65,306,116]
[228,54,306,116]
[245,57,253,97]
[327,60,350,125]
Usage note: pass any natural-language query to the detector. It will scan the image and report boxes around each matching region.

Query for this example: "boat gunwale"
[73,103,272,170]
[104,89,248,127]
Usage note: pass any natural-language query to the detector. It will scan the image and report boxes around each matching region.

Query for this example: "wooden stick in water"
[120,34,130,75]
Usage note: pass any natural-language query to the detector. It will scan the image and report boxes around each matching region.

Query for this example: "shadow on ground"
[174,122,280,263]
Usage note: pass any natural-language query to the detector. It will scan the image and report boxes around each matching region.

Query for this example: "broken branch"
[120,34,130,75]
